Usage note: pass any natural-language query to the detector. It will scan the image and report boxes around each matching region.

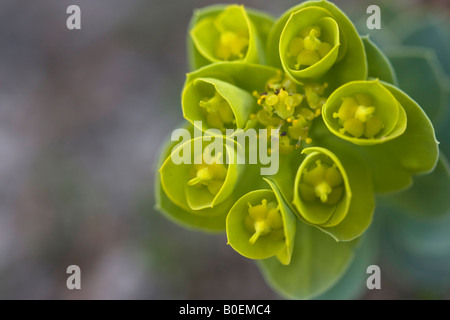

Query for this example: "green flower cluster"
[155,1,445,299]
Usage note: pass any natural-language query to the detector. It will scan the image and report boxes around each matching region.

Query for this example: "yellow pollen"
[246,199,284,244]
[299,159,344,205]
[334,94,384,139]
[288,25,332,70]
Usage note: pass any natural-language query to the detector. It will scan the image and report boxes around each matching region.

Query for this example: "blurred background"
[0,0,448,299]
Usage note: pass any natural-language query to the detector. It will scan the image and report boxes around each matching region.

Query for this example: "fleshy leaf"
[258,219,357,300]
[381,153,450,219]
[362,36,397,85]
[267,0,366,88]
[400,17,450,75]
[314,222,379,300]
[387,47,449,129]
[381,205,450,293]
[226,188,295,263]
[323,80,407,145]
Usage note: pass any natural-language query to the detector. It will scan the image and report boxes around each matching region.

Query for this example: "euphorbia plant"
[155,0,449,299]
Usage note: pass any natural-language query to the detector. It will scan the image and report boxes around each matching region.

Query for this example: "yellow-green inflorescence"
[287,25,332,70]
[187,151,228,196]
[199,90,236,133]
[299,159,344,205]
[252,71,327,153]
[333,93,384,139]
[245,199,284,244]
[215,29,249,61]
[213,7,250,61]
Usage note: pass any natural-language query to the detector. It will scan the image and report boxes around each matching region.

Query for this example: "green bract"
[292,147,375,241]
[226,184,296,265]
[323,80,407,145]
[188,5,273,69]
[280,7,340,80]
[267,0,367,87]
[160,136,242,211]
[362,36,397,85]
[182,62,279,133]
[258,219,357,299]
[155,0,449,299]
[155,124,231,231]
[293,147,351,227]
[354,82,439,193]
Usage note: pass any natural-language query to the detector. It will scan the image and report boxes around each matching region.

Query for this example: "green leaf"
[362,36,397,85]
[322,80,406,145]
[381,205,450,293]
[314,222,379,300]
[382,153,450,219]
[387,47,449,128]
[400,17,450,76]
[267,0,366,89]
[437,101,450,160]
[258,219,357,300]
[187,4,273,70]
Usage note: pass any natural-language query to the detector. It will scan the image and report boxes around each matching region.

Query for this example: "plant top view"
[155,0,450,299]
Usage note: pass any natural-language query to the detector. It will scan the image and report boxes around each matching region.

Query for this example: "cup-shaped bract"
[226,187,296,264]
[280,7,340,80]
[182,62,280,134]
[183,78,256,133]
[322,80,407,145]
[189,5,271,68]
[293,147,351,228]
[155,124,232,232]
[267,0,366,87]
[160,136,243,213]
